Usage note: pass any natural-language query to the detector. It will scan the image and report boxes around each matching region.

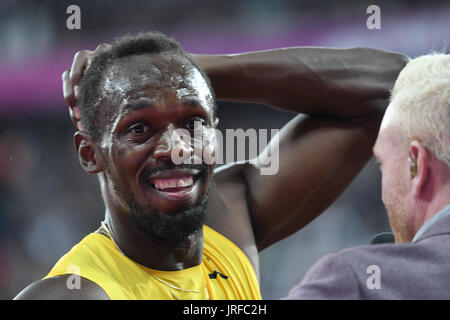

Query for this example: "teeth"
[187,176,194,186]
[153,176,194,190]
[168,180,177,188]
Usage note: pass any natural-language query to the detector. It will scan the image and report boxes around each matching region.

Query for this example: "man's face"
[373,105,415,242]
[96,53,216,241]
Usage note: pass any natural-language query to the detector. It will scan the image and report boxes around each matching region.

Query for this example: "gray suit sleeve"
[283,252,360,300]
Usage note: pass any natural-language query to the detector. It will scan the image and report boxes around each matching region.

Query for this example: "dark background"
[0,0,448,299]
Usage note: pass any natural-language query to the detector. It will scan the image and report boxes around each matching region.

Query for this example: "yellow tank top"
[44,225,261,300]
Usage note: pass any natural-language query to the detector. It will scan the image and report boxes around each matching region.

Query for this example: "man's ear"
[74,131,104,174]
[409,140,429,197]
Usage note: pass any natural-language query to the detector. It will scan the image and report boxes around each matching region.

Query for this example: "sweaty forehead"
[100,53,213,108]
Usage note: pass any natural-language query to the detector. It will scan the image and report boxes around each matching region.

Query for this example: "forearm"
[193,47,409,118]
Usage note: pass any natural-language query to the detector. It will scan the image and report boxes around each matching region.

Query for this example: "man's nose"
[153,125,192,163]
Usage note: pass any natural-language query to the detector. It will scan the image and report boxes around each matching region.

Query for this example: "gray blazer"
[284,213,450,299]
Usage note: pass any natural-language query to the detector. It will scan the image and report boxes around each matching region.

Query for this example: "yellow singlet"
[44,225,261,300]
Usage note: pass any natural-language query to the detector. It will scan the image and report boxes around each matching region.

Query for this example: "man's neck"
[413,172,450,230]
[104,209,204,271]
[412,185,450,241]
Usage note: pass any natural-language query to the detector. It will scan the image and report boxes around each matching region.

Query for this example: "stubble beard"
[108,164,211,242]
[126,191,209,242]
[385,180,412,243]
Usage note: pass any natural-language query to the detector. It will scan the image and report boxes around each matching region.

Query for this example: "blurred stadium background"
[0,0,448,299]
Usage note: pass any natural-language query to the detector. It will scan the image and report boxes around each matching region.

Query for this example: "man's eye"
[186,118,206,131]
[128,123,148,134]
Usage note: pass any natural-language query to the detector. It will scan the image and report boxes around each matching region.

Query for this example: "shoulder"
[326,243,417,276]
[305,250,359,285]
[14,275,110,300]
[286,238,450,300]
[208,163,260,271]
[284,242,424,300]
[284,250,359,300]
[284,244,400,300]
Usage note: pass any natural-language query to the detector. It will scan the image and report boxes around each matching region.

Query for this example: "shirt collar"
[412,204,450,243]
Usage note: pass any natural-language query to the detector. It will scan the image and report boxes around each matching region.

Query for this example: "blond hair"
[390,53,450,166]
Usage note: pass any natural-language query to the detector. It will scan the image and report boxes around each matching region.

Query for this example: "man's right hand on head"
[62,43,111,130]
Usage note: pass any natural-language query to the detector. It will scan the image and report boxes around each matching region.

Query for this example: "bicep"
[245,112,381,250]
[14,275,110,300]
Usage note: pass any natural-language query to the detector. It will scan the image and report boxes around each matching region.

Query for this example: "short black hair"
[77,31,216,140]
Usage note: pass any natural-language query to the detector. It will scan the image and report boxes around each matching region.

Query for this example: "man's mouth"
[143,168,203,201]
[152,176,194,192]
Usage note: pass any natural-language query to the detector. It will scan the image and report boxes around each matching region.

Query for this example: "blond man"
[285,54,450,300]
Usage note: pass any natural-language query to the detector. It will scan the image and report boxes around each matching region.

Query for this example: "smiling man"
[15,32,407,299]
[86,52,216,247]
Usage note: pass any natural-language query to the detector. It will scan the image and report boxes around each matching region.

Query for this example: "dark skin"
[15,45,408,299]
[92,55,215,271]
